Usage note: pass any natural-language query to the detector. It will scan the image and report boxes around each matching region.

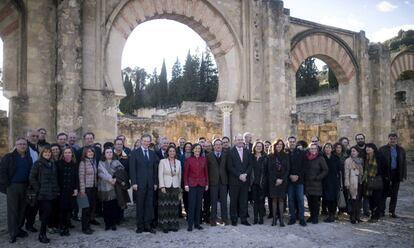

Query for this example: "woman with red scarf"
[304,143,328,224]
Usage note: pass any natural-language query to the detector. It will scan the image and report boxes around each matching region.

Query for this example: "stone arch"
[290,29,358,83]
[104,0,242,103]
[0,0,25,98]
[391,51,414,81]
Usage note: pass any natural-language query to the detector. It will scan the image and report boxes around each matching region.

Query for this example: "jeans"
[188,186,204,228]
[288,183,304,221]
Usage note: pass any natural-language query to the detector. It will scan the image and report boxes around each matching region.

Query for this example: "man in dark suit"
[243,132,253,152]
[129,134,159,234]
[156,137,169,159]
[379,133,407,218]
[227,134,252,226]
[207,139,229,226]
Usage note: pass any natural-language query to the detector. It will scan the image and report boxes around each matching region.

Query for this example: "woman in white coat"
[344,146,364,224]
[158,146,182,233]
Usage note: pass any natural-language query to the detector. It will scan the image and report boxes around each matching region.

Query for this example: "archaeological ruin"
[0,0,413,150]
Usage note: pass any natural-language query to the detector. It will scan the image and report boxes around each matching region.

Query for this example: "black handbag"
[26,186,38,207]
[367,176,383,191]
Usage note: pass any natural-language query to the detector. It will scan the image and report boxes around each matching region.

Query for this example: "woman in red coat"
[184,143,208,232]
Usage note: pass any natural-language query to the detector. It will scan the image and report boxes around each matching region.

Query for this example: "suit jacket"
[156,149,167,160]
[379,144,407,182]
[184,156,208,187]
[227,146,252,186]
[207,151,228,186]
[158,159,181,188]
[129,147,159,190]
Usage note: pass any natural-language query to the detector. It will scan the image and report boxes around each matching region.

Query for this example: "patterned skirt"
[158,187,181,231]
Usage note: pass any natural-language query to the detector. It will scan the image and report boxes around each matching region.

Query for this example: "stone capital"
[215,101,235,115]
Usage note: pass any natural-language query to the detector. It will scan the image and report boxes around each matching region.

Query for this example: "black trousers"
[326,200,337,216]
[229,184,249,222]
[39,200,53,236]
[25,202,38,228]
[59,207,72,230]
[103,199,118,228]
[135,186,154,230]
[188,186,204,228]
[349,187,362,222]
[81,187,97,231]
[307,195,321,222]
[48,198,60,229]
[7,183,27,238]
[210,184,228,221]
[251,184,265,221]
[202,189,211,222]
[381,170,400,215]
[368,189,382,219]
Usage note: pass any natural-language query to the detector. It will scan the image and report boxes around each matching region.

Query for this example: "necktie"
[144,150,149,160]
[216,152,220,158]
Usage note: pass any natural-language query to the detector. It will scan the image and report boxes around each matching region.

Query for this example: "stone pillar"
[56,0,83,134]
[216,101,235,138]
[262,0,291,139]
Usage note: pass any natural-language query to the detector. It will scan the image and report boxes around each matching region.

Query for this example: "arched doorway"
[290,30,359,140]
[103,0,243,137]
[390,51,414,150]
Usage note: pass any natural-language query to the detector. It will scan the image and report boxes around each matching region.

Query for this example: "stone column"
[216,101,235,138]
[56,0,83,134]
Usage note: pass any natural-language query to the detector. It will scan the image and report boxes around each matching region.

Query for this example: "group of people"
[0,129,408,244]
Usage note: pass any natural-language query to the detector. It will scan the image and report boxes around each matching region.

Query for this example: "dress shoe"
[258,218,264,224]
[195,226,203,230]
[187,227,193,232]
[18,229,28,238]
[390,213,398,218]
[288,219,296,225]
[105,226,111,231]
[241,221,251,226]
[280,222,285,227]
[135,228,143,234]
[299,220,307,226]
[210,220,217,226]
[231,220,237,226]
[111,226,117,231]
[38,234,50,244]
[171,229,178,232]
[9,236,17,243]
[26,226,38,233]
[351,220,356,224]
[90,219,100,225]
[144,228,156,234]
[82,229,93,235]
[72,216,80,222]
[306,217,313,223]
[324,217,334,223]
[163,229,168,233]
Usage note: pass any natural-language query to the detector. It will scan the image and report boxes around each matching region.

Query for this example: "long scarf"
[306,152,318,161]
[363,156,377,183]
[351,157,363,169]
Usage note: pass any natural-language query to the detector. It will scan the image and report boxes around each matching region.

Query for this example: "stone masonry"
[0,0,412,149]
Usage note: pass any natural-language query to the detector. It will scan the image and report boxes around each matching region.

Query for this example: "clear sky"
[1,0,413,114]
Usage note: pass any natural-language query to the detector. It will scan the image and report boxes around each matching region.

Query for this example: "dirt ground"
[1,155,413,248]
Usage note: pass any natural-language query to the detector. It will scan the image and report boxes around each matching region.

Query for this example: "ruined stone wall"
[296,91,339,124]
[393,79,414,151]
[118,115,222,148]
[297,121,337,145]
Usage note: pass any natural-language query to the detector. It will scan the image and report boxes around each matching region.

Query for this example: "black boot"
[271,216,277,226]
[38,234,50,243]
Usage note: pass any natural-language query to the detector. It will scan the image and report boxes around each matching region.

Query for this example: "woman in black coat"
[304,143,328,224]
[268,139,290,227]
[251,141,268,225]
[57,147,79,236]
[322,143,341,222]
[29,145,60,244]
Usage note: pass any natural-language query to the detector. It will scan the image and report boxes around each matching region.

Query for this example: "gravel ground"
[1,157,413,248]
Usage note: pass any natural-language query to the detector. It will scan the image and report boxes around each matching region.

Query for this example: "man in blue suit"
[129,134,159,234]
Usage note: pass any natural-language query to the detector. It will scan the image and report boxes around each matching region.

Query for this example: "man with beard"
[354,133,370,217]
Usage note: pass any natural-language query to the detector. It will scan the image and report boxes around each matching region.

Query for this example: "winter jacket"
[304,154,328,196]
[29,158,60,201]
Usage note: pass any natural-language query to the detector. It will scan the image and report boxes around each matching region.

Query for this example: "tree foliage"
[384,29,414,53]
[296,57,319,97]
[118,47,219,114]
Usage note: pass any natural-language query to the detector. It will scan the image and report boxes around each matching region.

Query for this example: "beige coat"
[344,157,363,199]
[158,158,181,189]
